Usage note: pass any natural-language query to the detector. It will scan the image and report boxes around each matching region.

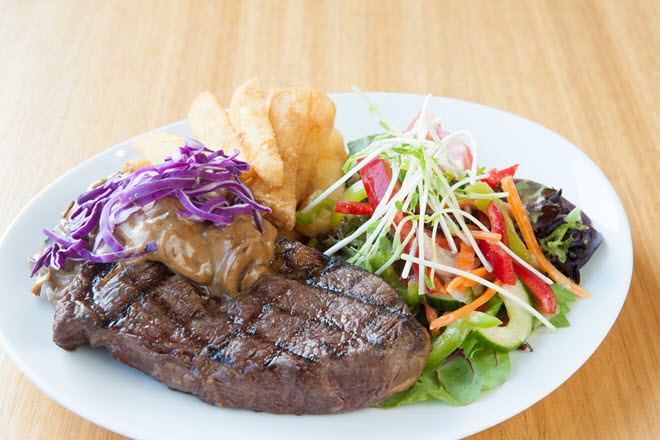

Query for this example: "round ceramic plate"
[0,93,632,440]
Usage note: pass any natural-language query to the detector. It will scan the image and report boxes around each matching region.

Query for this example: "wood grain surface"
[1,1,658,439]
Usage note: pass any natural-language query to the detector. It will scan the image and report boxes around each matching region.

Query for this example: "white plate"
[0,93,633,440]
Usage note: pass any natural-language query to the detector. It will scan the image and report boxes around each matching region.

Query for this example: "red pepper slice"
[478,241,516,285]
[484,165,519,189]
[513,262,557,314]
[476,202,516,284]
[359,158,398,208]
[487,202,508,246]
[359,158,415,254]
[333,201,374,216]
[360,158,413,248]
[358,157,450,292]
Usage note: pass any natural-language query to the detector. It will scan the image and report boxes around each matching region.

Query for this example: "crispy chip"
[309,127,347,197]
[258,88,313,229]
[185,81,341,232]
[121,159,152,173]
[295,128,347,237]
[267,88,309,183]
[247,178,295,231]
[188,91,254,178]
[132,131,185,165]
[296,90,336,202]
[246,88,315,231]
[230,78,284,187]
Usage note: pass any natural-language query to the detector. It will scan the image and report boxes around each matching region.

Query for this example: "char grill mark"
[250,274,399,348]
[52,239,430,414]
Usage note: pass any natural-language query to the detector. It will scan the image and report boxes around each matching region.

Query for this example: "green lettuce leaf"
[347,134,380,156]
[539,207,588,263]
[548,283,577,328]
[378,349,510,407]
[379,312,510,408]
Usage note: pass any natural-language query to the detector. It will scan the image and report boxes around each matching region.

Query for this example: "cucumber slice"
[474,278,533,352]
[471,284,486,297]
[426,293,464,311]
[426,287,475,311]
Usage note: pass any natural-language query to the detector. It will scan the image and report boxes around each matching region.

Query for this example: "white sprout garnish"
[401,254,556,332]
[307,88,555,330]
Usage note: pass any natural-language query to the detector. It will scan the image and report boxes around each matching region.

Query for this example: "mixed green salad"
[296,89,602,406]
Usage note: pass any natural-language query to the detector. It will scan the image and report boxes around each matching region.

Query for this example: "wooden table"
[1,1,658,438]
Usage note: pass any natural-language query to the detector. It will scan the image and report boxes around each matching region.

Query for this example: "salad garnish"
[299,88,602,406]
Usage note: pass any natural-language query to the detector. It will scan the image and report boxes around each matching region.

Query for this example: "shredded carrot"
[446,267,490,292]
[434,235,450,249]
[501,176,592,298]
[445,277,464,293]
[457,242,475,272]
[431,280,448,294]
[430,281,503,330]
[452,224,499,241]
[467,230,502,242]
[458,198,474,207]
[460,272,496,288]
[423,299,438,326]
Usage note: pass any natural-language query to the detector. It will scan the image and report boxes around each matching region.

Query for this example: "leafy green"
[472,350,511,389]
[346,133,393,156]
[459,333,482,358]
[548,283,577,328]
[311,215,369,257]
[540,208,587,263]
[365,254,420,308]
[515,179,603,283]
[424,312,501,374]
[378,349,510,407]
[378,311,511,408]
[378,371,462,407]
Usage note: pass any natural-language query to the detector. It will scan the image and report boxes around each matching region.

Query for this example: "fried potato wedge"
[295,128,347,237]
[296,90,336,202]
[188,91,255,179]
[309,128,347,196]
[230,78,284,187]
[267,88,309,183]
[132,131,186,165]
[121,159,152,173]
[184,81,342,232]
[247,178,295,231]
[248,88,313,231]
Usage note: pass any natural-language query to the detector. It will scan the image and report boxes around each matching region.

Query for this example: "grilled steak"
[52,238,430,414]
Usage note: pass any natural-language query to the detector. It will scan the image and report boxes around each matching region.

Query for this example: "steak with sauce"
[52,238,430,414]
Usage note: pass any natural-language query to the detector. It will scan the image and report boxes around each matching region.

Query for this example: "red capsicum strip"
[359,158,398,208]
[484,165,519,189]
[478,202,516,285]
[513,262,557,314]
[333,201,374,216]
[487,201,508,245]
[358,157,458,293]
[478,241,516,285]
[358,157,414,244]
[360,158,435,286]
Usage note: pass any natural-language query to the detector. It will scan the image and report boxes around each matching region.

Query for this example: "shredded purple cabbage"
[30,138,270,276]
